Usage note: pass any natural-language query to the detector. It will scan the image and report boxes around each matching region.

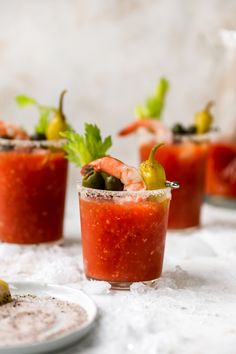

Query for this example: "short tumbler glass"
[0,138,68,244]
[140,134,210,230]
[78,184,171,290]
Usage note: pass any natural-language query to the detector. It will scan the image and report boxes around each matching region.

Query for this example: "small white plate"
[0,281,97,354]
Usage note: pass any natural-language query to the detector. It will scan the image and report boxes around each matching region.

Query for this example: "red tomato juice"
[206,141,236,200]
[0,149,68,244]
[79,194,170,284]
[140,141,208,229]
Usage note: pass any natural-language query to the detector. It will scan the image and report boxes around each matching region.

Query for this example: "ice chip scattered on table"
[130,266,203,295]
[0,242,84,284]
[82,280,111,295]
[130,282,153,295]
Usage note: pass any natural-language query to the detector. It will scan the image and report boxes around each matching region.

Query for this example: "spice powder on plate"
[0,294,88,346]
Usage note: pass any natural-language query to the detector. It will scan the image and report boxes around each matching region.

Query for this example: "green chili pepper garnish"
[139,143,166,190]
[101,172,124,191]
[194,101,214,134]
[46,90,67,140]
[82,170,105,190]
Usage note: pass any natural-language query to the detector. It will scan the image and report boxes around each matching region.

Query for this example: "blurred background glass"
[214,29,236,139]
[205,29,236,208]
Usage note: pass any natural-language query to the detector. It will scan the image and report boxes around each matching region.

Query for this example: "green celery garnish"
[15,95,37,107]
[15,95,56,134]
[134,77,169,120]
[61,123,112,167]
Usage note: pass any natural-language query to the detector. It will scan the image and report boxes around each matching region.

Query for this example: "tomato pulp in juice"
[0,149,68,244]
[79,195,170,283]
[206,142,236,199]
[140,141,208,229]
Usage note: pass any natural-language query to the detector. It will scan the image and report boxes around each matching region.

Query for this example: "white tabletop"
[1,200,236,354]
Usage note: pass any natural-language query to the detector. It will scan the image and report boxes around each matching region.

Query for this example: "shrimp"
[0,120,29,140]
[81,156,146,191]
[118,119,173,143]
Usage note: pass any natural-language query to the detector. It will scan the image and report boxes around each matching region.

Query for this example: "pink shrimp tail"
[0,120,29,139]
[80,165,94,176]
[83,156,146,191]
[81,157,122,177]
[119,119,173,143]
[88,157,123,178]
[118,120,156,136]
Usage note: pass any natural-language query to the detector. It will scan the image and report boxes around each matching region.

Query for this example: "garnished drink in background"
[63,125,173,289]
[0,91,69,244]
[205,29,236,209]
[119,79,213,230]
[141,138,208,229]
[206,141,236,207]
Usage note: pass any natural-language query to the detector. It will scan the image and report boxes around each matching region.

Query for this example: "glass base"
[86,276,159,290]
[167,225,200,233]
[205,195,236,210]
[0,238,63,246]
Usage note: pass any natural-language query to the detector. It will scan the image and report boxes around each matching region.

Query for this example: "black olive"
[0,135,14,151]
[30,132,47,141]
[82,171,105,190]
[0,135,12,140]
[101,172,124,191]
[187,125,197,134]
[1,146,14,152]
[172,123,187,135]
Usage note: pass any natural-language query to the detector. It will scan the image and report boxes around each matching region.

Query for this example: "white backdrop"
[0,0,235,165]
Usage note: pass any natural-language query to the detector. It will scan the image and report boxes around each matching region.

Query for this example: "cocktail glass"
[140,135,209,230]
[78,184,171,290]
[205,141,236,208]
[0,138,68,244]
[204,29,236,208]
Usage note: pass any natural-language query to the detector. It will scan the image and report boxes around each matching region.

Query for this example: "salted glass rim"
[77,182,171,199]
[171,131,218,143]
[0,137,66,148]
[140,130,218,143]
[138,127,218,144]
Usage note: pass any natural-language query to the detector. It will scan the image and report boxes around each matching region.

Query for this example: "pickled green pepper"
[194,101,214,134]
[46,90,67,140]
[139,143,166,189]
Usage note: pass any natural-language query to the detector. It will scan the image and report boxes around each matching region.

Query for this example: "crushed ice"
[0,242,84,284]
[130,266,204,295]
[81,280,111,295]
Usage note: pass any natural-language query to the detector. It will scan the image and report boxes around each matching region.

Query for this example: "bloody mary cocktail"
[0,139,68,244]
[140,138,208,229]
[79,186,171,289]
[118,78,215,229]
[205,141,236,208]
